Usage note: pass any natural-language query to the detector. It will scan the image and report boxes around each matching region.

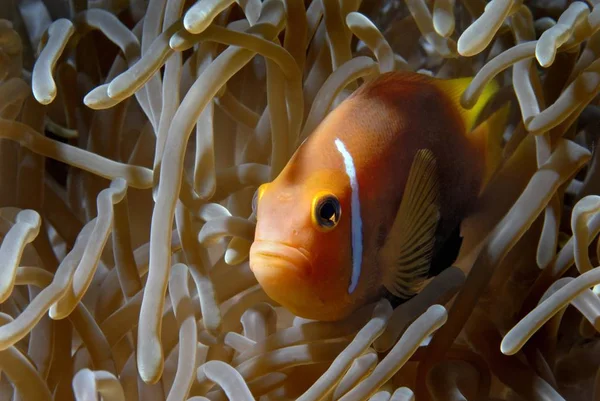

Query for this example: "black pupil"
[319,199,338,225]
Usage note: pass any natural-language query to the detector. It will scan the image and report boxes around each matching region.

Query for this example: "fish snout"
[249,240,313,278]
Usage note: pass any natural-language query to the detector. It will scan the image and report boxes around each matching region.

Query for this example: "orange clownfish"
[249,71,506,321]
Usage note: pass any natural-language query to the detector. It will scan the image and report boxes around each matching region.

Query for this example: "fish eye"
[312,194,341,230]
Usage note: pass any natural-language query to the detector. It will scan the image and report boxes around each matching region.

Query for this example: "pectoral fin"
[380,149,440,299]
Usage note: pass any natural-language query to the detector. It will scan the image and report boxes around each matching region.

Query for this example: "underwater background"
[0,0,598,400]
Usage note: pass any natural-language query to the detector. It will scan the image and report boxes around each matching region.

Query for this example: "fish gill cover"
[0,0,598,400]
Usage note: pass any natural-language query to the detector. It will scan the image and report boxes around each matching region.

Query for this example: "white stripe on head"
[334,138,363,294]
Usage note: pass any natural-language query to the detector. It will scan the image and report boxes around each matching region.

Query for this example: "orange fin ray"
[380,149,440,299]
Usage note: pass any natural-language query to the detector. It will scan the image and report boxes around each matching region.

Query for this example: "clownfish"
[249,71,506,321]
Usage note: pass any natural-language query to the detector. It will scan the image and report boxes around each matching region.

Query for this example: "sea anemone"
[0,0,599,400]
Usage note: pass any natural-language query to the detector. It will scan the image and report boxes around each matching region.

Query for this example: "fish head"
[249,168,358,321]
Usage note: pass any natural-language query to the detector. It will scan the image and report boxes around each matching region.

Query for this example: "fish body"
[249,71,505,321]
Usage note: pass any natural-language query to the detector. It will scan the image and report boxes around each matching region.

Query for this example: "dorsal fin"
[354,71,500,134]
[435,76,507,190]
[435,77,500,132]
[469,103,511,190]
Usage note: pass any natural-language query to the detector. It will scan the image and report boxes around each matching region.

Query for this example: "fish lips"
[248,240,323,311]
[249,240,313,278]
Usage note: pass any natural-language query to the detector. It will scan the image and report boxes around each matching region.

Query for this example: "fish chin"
[251,260,325,318]
[249,241,357,321]
[249,240,314,301]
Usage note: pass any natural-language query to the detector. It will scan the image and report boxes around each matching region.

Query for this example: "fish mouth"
[249,240,312,277]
